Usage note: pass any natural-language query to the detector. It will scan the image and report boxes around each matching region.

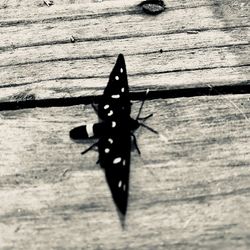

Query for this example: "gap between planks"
[0,81,250,111]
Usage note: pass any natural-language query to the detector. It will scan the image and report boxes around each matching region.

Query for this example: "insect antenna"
[136,89,150,120]
[91,103,98,114]
[137,113,153,121]
[136,89,158,134]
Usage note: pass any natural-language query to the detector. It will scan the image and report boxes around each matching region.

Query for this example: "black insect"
[70,54,156,224]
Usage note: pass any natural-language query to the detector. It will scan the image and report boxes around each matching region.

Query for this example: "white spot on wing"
[112,121,116,128]
[108,138,113,144]
[123,184,126,191]
[115,76,119,80]
[122,159,126,166]
[105,148,110,153]
[118,180,122,188]
[104,104,109,110]
[113,157,122,164]
[121,87,125,93]
[111,94,120,99]
[107,110,113,116]
[120,68,123,73]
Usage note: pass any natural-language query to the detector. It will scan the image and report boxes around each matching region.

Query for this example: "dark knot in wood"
[139,0,165,15]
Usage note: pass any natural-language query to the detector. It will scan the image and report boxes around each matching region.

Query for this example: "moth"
[70,54,156,223]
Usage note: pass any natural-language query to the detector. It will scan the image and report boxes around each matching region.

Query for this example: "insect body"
[69,117,140,140]
[70,54,155,222]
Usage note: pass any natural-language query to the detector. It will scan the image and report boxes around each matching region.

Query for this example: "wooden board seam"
[0,80,250,111]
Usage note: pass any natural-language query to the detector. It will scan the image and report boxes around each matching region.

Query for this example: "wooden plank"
[1,95,250,249]
[1,66,249,103]
[0,44,249,102]
[1,45,249,86]
[1,27,249,68]
[0,0,249,103]
[0,0,210,12]
[0,5,249,50]
[1,0,248,23]
[0,0,107,9]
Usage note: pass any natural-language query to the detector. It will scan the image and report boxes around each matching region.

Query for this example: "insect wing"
[97,54,132,218]
[98,131,131,216]
[98,54,131,121]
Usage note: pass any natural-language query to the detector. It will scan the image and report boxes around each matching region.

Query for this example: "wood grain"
[0,0,250,249]
[0,0,215,15]
[1,95,250,249]
[0,0,213,9]
[1,4,248,50]
[0,47,249,102]
[0,0,249,103]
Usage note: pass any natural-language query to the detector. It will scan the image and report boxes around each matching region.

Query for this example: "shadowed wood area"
[0,0,250,249]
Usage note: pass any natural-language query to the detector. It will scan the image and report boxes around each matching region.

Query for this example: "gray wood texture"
[0,0,250,249]
[1,96,250,249]
[0,0,249,102]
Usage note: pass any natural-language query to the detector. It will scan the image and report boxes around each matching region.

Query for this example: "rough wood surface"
[0,0,249,102]
[1,0,250,249]
[1,95,250,249]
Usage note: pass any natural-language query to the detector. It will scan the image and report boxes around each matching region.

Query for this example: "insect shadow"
[69,54,157,227]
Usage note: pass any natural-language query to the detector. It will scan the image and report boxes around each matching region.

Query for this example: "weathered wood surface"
[1,95,250,249]
[1,0,250,249]
[0,0,249,102]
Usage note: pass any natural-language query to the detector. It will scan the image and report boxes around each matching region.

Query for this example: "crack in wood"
[0,80,250,111]
[1,42,249,68]
[0,25,249,52]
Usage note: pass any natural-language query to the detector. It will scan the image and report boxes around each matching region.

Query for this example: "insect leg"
[131,133,141,155]
[81,142,98,155]
[91,103,98,114]
[139,123,158,134]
